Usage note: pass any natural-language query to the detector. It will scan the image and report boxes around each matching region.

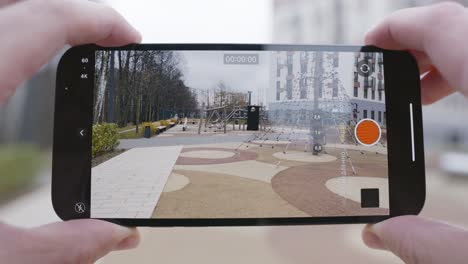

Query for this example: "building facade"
[351,52,386,125]
[267,50,386,126]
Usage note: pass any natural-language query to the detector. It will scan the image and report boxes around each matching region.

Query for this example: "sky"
[105,0,273,105]
[108,0,273,43]
[179,51,271,105]
[104,0,357,106]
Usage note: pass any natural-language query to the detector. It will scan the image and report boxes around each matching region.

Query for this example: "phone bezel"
[52,44,425,226]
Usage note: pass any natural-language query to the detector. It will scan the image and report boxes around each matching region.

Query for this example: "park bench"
[169,122,175,128]
[156,125,167,134]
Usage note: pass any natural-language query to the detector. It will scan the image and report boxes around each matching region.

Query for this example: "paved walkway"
[118,134,252,149]
[91,146,182,218]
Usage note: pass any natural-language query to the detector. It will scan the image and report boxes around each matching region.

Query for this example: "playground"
[90,49,389,219]
[91,117,389,219]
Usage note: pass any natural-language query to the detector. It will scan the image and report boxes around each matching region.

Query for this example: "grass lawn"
[116,125,136,133]
[118,129,145,139]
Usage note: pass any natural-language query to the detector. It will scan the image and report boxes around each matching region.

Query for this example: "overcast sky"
[107,0,273,104]
[104,1,357,105]
[109,0,272,43]
[179,51,270,104]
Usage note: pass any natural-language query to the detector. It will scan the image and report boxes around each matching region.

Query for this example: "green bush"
[92,123,119,158]
[160,120,170,127]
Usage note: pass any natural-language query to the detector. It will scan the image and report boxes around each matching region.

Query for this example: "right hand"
[363,3,468,264]
[362,216,468,264]
[365,2,468,104]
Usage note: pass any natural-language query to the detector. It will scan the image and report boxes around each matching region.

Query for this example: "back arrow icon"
[79,129,85,137]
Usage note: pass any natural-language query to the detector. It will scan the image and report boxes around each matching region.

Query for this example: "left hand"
[0,0,141,102]
[0,219,140,264]
[0,1,142,263]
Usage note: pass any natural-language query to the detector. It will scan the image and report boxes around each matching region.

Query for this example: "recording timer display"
[224,53,259,65]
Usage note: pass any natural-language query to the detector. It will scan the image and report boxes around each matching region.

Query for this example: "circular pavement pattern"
[180,150,235,159]
[251,140,291,145]
[163,172,190,192]
[176,148,257,165]
[153,170,308,218]
[325,176,389,208]
[271,162,388,216]
[273,151,337,163]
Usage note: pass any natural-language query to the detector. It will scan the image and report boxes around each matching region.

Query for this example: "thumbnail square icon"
[361,188,380,208]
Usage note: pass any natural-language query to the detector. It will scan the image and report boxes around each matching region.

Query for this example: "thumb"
[362,216,468,264]
[29,220,139,264]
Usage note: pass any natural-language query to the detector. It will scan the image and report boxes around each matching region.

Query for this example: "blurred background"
[1,0,468,263]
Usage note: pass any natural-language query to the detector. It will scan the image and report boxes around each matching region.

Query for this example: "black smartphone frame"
[52,44,425,226]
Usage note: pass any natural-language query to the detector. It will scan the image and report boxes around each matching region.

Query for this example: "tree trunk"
[94,51,109,123]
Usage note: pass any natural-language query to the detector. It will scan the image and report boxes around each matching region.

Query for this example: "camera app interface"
[91,49,388,219]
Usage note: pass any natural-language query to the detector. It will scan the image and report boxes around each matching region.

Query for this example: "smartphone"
[52,44,425,226]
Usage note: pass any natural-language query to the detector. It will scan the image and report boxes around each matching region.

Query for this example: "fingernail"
[115,230,140,250]
[362,225,385,250]
[137,32,143,43]
[363,25,378,45]
[116,235,139,250]
[131,27,143,43]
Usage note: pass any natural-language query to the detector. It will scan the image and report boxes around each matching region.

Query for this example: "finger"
[365,2,466,50]
[0,0,18,8]
[362,216,468,264]
[0,0,141,102]
[409,50,432,74]
[421,68,455,105]
[365,2,468,97]
[28,220,140,263]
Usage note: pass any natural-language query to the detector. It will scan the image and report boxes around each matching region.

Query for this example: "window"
[371,110,375,120]
[363,110,368,119]
[332,79,338,97]
[378,90,382,101]
[276,59,280,77]
[378,111,382,123]
[354,87,358,97]
[276,81,280,101]
[371,89,375,100]
[286,79,292,99]
[333,54,339,67]
[384,112,386,124]
[301,62,307,74]
[287,54,293,74]
[364,88,368,99]
[287,54,293,64]
[300,78,307,99]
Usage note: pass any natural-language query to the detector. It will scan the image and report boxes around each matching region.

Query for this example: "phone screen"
[90,49,388,219]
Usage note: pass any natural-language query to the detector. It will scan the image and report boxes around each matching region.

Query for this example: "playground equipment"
[232,51,386,178]
[197,105,267,134]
